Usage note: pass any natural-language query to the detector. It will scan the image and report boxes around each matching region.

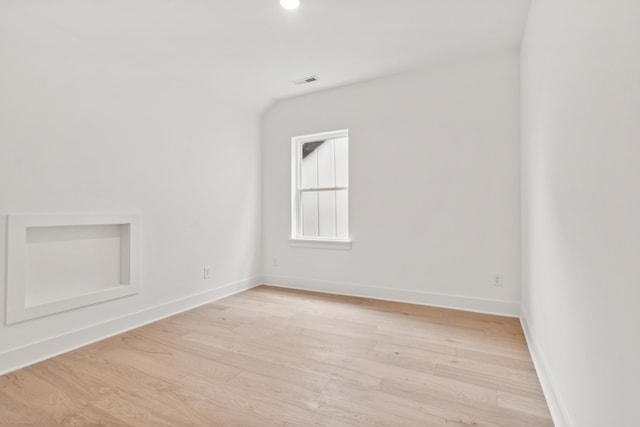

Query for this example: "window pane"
[318,191,336,238]
[301,148,318,189]
[303,189,348,239]
[301,191,318,237]
[336,189,349,239]
[317,139,335,188]
[334,137,349,188]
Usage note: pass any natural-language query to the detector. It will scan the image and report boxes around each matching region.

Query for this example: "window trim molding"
[291,129,350,244]
[288,238,352,250]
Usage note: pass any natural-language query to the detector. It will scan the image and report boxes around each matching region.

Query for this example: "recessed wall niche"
[6,214,139,324]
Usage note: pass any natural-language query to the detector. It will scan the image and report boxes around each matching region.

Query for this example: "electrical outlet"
[204,267,211,280]
[493,274,504,287]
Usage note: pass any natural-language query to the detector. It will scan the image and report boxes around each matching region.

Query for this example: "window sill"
[288,238,352,250]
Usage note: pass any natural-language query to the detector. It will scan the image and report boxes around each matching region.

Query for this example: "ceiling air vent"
[293,75,319,85]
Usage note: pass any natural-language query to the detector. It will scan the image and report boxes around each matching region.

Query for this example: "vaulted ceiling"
[1,0,531,111]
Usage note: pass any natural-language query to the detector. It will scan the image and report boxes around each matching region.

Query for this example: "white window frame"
[290,129,351,250]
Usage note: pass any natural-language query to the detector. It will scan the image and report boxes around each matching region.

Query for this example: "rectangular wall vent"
[293,75,319,85]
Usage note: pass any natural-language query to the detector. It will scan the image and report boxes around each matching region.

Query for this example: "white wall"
[262,50,522,315]
[521,0,640,425]
[0,8,261,372]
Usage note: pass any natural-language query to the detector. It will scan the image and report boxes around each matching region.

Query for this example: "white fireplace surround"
[6,213,139,324]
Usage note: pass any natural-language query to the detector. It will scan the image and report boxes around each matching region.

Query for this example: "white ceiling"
[2,0,531,112]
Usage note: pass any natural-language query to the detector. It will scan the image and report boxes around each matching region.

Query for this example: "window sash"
[292,130,349,241]
[294,188,349,241]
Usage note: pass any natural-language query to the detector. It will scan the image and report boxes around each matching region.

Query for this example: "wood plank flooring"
[0,286,553,426]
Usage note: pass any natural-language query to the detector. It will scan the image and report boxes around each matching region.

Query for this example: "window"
[291,129,350,248]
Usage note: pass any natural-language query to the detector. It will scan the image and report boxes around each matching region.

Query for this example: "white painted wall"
[25,224,127,306]
[0,8,261,372]
[521,0,640,425]
[262,50,521,315]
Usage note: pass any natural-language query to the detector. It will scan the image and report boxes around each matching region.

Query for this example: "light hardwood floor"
[0,286,553,426]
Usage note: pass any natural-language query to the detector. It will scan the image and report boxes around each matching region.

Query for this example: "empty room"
[0,0,638,426]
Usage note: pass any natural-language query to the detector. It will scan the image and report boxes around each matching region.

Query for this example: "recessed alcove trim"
[6,213,139,324]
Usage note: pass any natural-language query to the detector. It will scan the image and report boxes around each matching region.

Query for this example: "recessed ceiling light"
[280,0,300,10]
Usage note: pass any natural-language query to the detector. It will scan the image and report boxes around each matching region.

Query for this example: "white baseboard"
[520,309,572,427]
[0,276,261,376]
[262,275,520,317]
